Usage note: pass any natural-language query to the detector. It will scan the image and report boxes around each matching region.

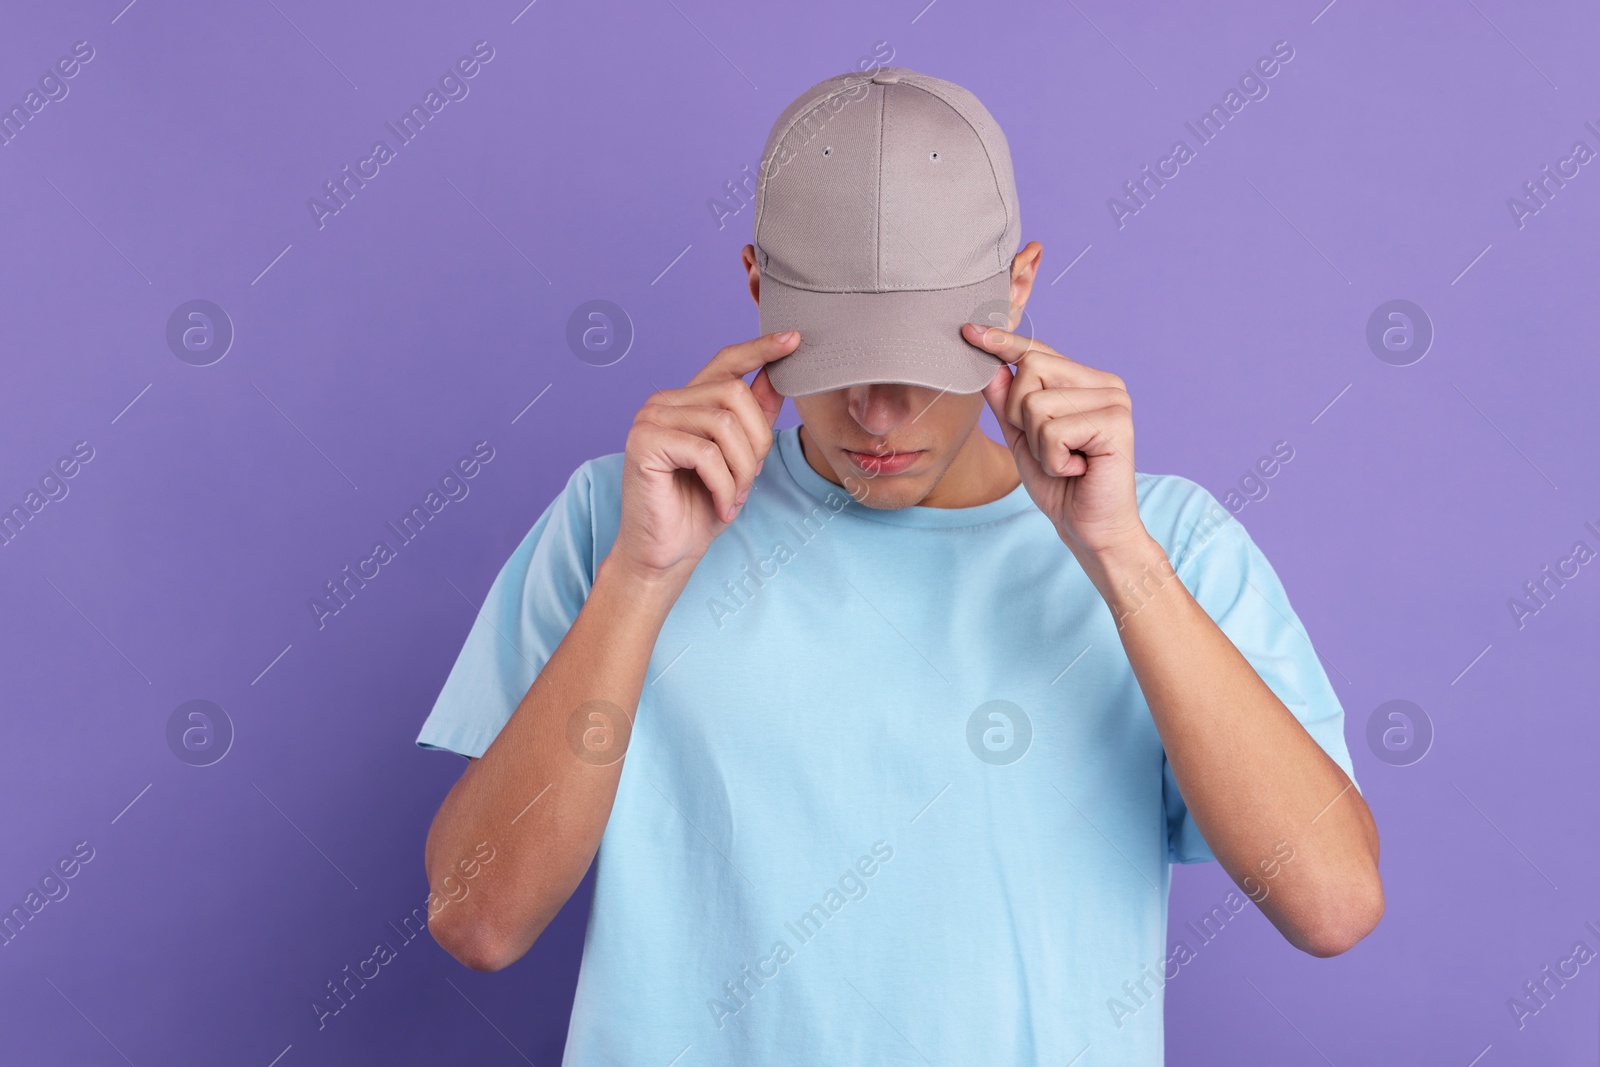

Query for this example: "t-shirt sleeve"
[415,462,599,759]
[1159,496,1360,865]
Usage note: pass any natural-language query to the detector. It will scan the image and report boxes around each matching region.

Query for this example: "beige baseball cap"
[753,67,1022,398]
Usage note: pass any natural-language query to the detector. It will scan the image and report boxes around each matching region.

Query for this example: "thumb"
[981,360,1050,493]
[750,365,786,428]
[981,362,1023,453]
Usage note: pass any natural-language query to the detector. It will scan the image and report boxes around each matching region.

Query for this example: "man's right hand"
[612,330,798,582]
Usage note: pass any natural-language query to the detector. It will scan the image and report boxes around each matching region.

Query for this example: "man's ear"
[1008,241,1043,328]
[741,244,761,305]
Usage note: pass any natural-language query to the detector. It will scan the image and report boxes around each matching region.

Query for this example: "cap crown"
[753,68,1021,295]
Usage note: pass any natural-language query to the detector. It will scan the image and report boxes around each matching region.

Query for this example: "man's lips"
[843,448,922,475]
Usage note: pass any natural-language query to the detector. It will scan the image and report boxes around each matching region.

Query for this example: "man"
[417,67,1381,1065]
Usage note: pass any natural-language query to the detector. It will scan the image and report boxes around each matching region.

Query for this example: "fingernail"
[969,323,989,338]
[737,487,750,504]
[774,330,796,343]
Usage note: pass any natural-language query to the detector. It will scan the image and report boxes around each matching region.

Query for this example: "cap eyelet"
[822,146,832,157]
[929,151,940,162]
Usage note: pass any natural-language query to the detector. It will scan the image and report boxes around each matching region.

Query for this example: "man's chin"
[842,475,933,511]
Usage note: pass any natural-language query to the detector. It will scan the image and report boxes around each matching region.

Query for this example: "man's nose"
[847,384,916,435]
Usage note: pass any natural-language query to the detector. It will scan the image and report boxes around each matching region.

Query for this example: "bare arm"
[969,312,1382,958]
[423,555,688,971]
[423,331,798,971]
[1087,535,1383,957]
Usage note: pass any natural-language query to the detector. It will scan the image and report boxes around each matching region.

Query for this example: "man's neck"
[920,424,1022,508]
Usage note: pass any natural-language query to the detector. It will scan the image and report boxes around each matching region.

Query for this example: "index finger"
[686,330,801,388]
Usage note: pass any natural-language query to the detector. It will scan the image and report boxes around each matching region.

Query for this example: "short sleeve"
[415,462,599,759]
[1160,507,1360,865]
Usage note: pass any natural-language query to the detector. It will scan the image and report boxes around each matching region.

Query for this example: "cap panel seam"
[874,83,886,290]
[752,74,876,243]
[899,77,1015,273]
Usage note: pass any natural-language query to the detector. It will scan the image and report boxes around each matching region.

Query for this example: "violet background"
[2,0,1597,1063]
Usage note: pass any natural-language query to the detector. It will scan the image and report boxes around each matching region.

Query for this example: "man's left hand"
[968,323,1152,565]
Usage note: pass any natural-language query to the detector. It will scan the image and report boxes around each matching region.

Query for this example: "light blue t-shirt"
[417,423,1357,1066]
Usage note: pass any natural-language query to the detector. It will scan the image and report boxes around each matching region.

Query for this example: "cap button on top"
[871,69,901,84]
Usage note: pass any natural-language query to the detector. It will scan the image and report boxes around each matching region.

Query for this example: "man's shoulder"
[568,449,625,501]
[527,448,620,514]
[1134,471,1247,574]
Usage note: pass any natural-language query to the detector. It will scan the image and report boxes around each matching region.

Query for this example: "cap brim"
[758,269,1010,398]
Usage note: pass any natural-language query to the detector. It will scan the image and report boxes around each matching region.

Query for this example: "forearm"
[1083,534,1382,956]
[424,553,689,970]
